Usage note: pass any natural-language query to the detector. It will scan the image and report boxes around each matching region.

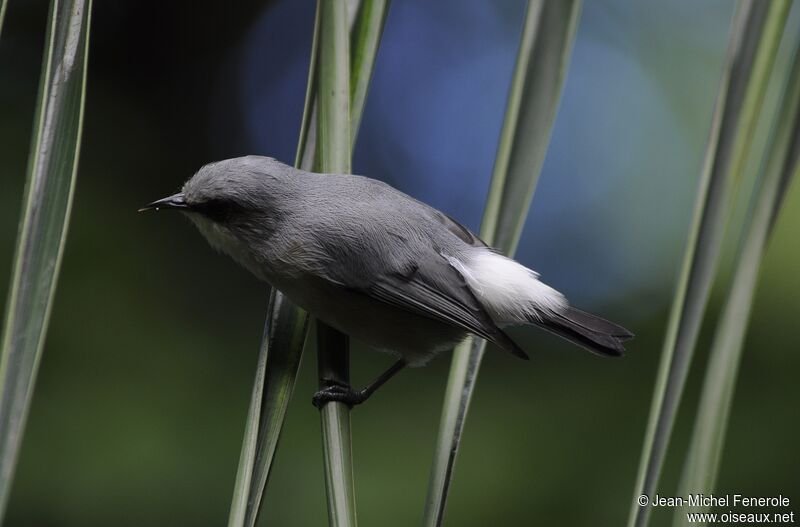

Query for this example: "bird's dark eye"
[190,198,245,222]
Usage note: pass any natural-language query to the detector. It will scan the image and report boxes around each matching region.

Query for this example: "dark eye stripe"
[191,198,246,222]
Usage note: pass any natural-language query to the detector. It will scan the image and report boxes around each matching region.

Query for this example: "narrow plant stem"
[317,322,356,526]
[0,0,93,520]
[315,1,357,526]
[627,3,789,526]
[315,0,351,174]
[423,1,581,525]
[672,42,800,527]
[296,2,322,172]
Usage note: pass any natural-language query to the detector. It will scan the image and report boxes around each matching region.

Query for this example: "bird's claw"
[312,384,367,409]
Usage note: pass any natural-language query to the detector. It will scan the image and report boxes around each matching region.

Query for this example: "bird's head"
[140,155,296,274]
[140,155,293,217]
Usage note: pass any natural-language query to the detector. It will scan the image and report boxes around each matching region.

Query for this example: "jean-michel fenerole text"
[650,494,791,509]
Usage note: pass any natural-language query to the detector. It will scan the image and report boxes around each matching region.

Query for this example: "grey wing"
[303,192,524,358]
[364,254,528,360]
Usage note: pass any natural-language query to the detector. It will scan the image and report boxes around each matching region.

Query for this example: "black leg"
[313,359,406,409]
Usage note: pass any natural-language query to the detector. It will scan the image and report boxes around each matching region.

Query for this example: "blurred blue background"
[1,0,799,525]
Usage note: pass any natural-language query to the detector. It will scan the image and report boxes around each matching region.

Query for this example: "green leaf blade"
[627,3,790,527]
[349,0,390,149]
[227,292,308,527]
[227,1,389,525]
[0,0,93,520]
[483,0,582,253]
[673,38,800,527]
[423,2,582,525]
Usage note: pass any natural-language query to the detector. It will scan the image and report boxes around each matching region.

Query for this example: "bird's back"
[301,171,470,240]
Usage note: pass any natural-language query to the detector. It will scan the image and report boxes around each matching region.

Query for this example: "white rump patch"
[446,250,567,325]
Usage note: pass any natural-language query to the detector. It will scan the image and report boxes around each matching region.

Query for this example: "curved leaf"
[423,1,581,525]
[227,292,309,527]
[673,38,800,527]
[349,0,390,149]
[0,0,93,519]
[627,2,790,526]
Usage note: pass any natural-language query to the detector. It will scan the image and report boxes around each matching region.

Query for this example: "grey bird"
[141,156,633,407]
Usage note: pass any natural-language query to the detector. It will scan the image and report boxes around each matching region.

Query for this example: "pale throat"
[186,213,269,282]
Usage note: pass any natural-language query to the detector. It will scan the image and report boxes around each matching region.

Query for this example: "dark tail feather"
[531,306,633,357]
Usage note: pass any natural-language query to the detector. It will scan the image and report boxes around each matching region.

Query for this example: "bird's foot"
[312,380,368,409]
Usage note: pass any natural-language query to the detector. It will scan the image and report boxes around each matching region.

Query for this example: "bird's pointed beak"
[138,193,188,212]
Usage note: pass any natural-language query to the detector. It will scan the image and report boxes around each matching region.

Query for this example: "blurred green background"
[1,0,799,525]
